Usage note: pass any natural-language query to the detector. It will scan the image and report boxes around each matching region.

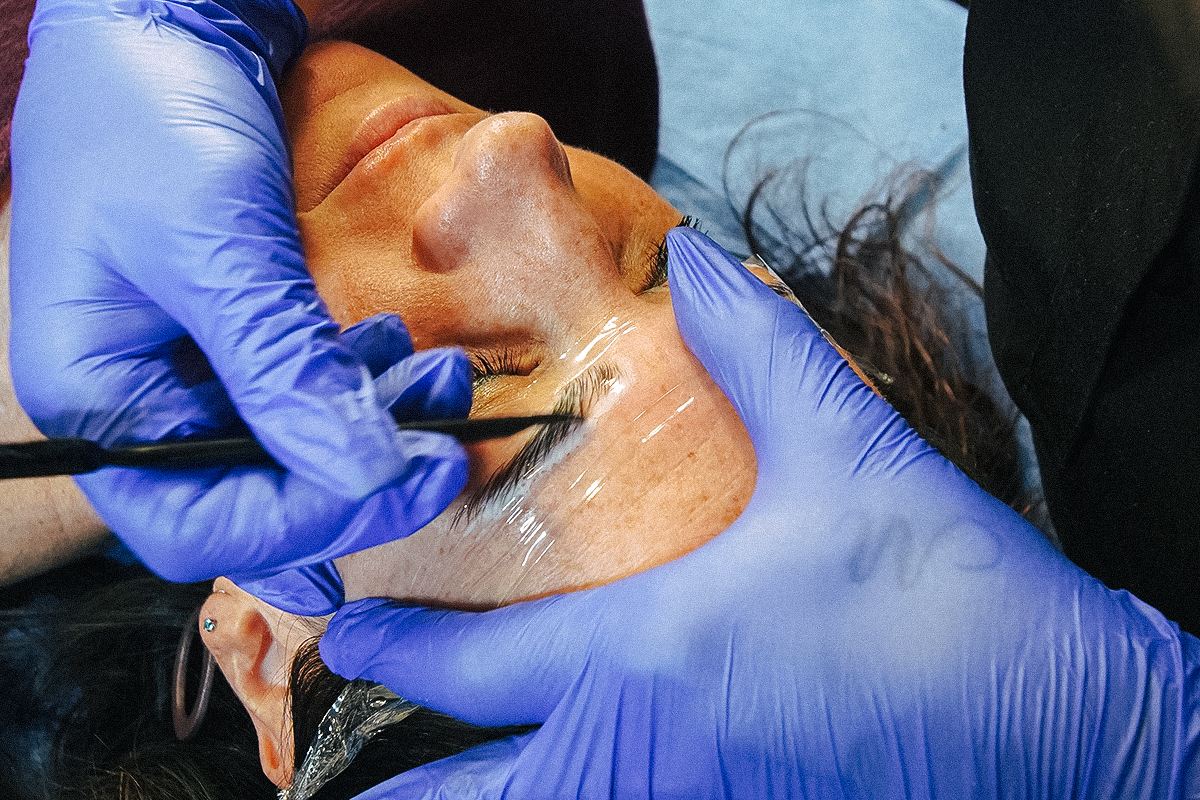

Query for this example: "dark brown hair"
[0,563,275,800]
[734,156,1045,526]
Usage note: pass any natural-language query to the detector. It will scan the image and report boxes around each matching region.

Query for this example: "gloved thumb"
[667,226,872,472]
[375,347,472,422]
[343,732,530,800]
[232,562,344,616]
[338,314,472,423]
[320,596,581,728]
[338,314,416,377]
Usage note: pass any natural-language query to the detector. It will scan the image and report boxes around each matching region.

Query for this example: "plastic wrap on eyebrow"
[438,307,727,603]
[279,679,420,800]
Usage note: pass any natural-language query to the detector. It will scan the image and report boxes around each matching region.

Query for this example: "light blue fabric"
[645,0,1048,514]
[646,0,981,278]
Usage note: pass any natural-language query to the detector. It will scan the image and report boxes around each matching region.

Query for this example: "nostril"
[410,189,469,275]
[552,133,573,187]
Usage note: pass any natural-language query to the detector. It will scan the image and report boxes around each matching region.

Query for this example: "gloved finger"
[231,561,344,616]
[320,597,580,727]
[225,348,468,614]
[82,426,467,582]
[667,226,886,471]
[346,732,531,800]
[340,313,416,377]
[376,348,473,422]
[19,2,402,501]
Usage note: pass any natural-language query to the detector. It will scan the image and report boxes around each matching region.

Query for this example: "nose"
[450,112,574,191]
[408,112,627,333]
[411,112,578,275]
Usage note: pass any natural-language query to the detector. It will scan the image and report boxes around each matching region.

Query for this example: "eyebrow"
[453,362,620,527]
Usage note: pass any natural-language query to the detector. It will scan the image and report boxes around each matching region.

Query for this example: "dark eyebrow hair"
[452,362,620,527]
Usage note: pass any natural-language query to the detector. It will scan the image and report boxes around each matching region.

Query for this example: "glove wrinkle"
[312,228,1199,799]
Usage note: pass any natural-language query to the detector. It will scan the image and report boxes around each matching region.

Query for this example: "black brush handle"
[407,415,575,444]
[0,438,107,478]
[106,437,279,469]
[0,437,277,476]
[0,415,580,478]
[101,416,573,468]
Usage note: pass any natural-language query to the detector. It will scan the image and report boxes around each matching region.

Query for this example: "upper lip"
[324,96,458,203]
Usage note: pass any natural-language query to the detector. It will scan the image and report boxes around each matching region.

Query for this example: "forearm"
[0,476,109,586]
[1,191,108,585]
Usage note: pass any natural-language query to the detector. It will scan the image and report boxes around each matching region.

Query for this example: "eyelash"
[470,347,518,379]
[470,349,525,382]
[643,215,701,293]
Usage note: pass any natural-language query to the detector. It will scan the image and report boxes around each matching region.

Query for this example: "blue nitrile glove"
[318,228,1200,800]
[8,0,469,583]
[232,314,471,616]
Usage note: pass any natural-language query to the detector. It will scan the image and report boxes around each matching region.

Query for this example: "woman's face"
[205,40,762,788]
[280,41,757,609]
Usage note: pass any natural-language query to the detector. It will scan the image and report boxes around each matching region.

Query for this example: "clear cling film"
[280,680,420,800]
[560,314,639,388]
[334,296,756,611]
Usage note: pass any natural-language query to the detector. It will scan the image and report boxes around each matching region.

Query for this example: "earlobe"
[200,578,297,787]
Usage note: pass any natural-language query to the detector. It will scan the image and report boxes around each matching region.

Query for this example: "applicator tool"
[0,414,578,479]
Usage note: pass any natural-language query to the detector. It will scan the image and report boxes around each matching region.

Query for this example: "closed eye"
[468,347,544,401]
[639,216,700,294]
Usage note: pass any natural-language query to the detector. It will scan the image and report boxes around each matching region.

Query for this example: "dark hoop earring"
[173,606,217,741]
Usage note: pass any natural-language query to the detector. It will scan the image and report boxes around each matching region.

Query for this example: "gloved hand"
[318,228,1200,799]
[9,0,470,582]
[231,313,471,616]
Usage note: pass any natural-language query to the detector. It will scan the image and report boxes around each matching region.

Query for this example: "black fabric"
[965,0,1200,633]
[324,0,659,180]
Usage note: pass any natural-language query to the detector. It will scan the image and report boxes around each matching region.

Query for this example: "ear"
[200,577,299,787]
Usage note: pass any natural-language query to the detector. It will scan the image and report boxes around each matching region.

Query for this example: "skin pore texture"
[283,41,757,609]
[201,41,762,785]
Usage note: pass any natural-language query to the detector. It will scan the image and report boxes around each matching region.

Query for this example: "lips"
[324,96,458,204]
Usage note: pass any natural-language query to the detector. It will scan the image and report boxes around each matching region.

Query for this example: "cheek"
[297,199,422,328]
[528,381,756,590]
[335,348,758,610]
[299,208,487,345]
[294,123,464,330]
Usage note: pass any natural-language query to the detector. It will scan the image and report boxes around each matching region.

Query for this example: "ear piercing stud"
[203,618,217,632]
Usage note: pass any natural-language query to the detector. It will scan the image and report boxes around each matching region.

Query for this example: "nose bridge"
[409,112,631,338]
